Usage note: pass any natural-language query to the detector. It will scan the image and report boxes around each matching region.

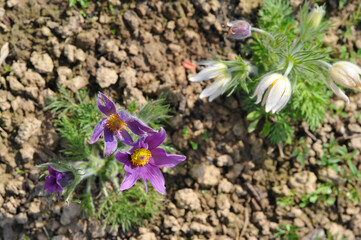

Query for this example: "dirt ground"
[0,0,361,239]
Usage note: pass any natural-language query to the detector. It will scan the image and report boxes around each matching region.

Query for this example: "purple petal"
[140,165,166,194]
[117,129,133,145]
[119,171,140,191]
[115,151,135,173]
[58,172,74,188]
[130,138,148,153]
[48,165,56,176]
[144,128,166,150]
[97,93,117,116]
[150,148,186,168]
[117,110,132,122]
[44,176,57,193]
[127,119,155,136]
[90,118,106,144]
[116,151,130,164]
[104,128,117,156]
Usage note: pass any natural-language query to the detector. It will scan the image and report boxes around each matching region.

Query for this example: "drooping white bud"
[327,61,361,104]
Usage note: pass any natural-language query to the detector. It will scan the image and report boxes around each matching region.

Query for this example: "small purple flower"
[90,93,156,156]
[116,128,186,194]
[44,166,74,196]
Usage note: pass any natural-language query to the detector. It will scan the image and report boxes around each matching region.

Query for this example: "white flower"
[251,73,291,113]
[306,5,324,29]
[189,61,231,102]
[328,61,361,104]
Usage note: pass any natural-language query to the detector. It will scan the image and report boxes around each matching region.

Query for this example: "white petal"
[261,87,271,107]
[343,65,361,85]
[196,60,216,66]
[273,81,292,113]
[273,93,291,113]
[208,76,231,102]
[265,79,287,112]
[200,74,230,100]
[329,79,350,104]
[189,63,226,82]
[252,73,281,104]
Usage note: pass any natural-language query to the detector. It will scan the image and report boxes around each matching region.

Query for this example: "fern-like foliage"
[97,185,163,232]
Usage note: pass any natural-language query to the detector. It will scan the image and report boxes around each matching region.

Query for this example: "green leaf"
[4,65,12,72]
[325,198,335,205]
[189,140,198,150]
[309,194,318,203]
[347,159,359,178]
[262,119,271,136]
[80,0,88,8]
[248,119,259,133]
[69,0,77,7]
[127,100,137,113]
[247,111,261,121]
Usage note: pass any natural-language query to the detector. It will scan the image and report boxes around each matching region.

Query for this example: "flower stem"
[284,61,294,77]
[100,176,109,197]
[251,27,275,41]
[88,155,106,164]
[317,60,332,69]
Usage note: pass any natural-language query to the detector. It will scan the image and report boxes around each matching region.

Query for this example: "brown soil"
[0,0,361,239]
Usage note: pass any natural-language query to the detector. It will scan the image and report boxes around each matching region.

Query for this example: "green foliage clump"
[274,223,299,240]
[97,185,162,232]
[44,87,170,231]
[237,0,335,144]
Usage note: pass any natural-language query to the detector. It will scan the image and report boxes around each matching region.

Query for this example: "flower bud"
[306,5,324,29]
[329,61,361,90]
[226,20,251,40]
[327,61,361,104]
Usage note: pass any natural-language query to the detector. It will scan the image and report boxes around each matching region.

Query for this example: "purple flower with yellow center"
[116,128,186,194]
[90,93,156,156]
[44,166,74,196]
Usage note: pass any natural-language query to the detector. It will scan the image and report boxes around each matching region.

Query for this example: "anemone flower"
[44,166,74,196]
[327,61,361,104]
[189,61,231,102]
[90,93,155,156]
[116,128,186,194]
[251,73,292,113]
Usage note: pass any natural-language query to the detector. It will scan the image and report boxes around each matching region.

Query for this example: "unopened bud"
[306,5,324,29]
[226,20,251,40]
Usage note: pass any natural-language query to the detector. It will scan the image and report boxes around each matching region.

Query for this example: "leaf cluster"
[69,0,88,8]
[136,93,172,129]
[45,87,101,159]
[97,185,163,232]
[274,223,299,240]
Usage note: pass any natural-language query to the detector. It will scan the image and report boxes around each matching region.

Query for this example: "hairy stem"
[317,60,332,69]
[284,61,294,77]
[251,27,275,41]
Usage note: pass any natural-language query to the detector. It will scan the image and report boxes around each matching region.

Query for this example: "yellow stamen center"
[131,148,152,167]
[106,114,127,133]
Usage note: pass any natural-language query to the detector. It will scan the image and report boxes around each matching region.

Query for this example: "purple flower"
[44,166,74,196]
[90,93,156,156]
[116,128,186,194]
